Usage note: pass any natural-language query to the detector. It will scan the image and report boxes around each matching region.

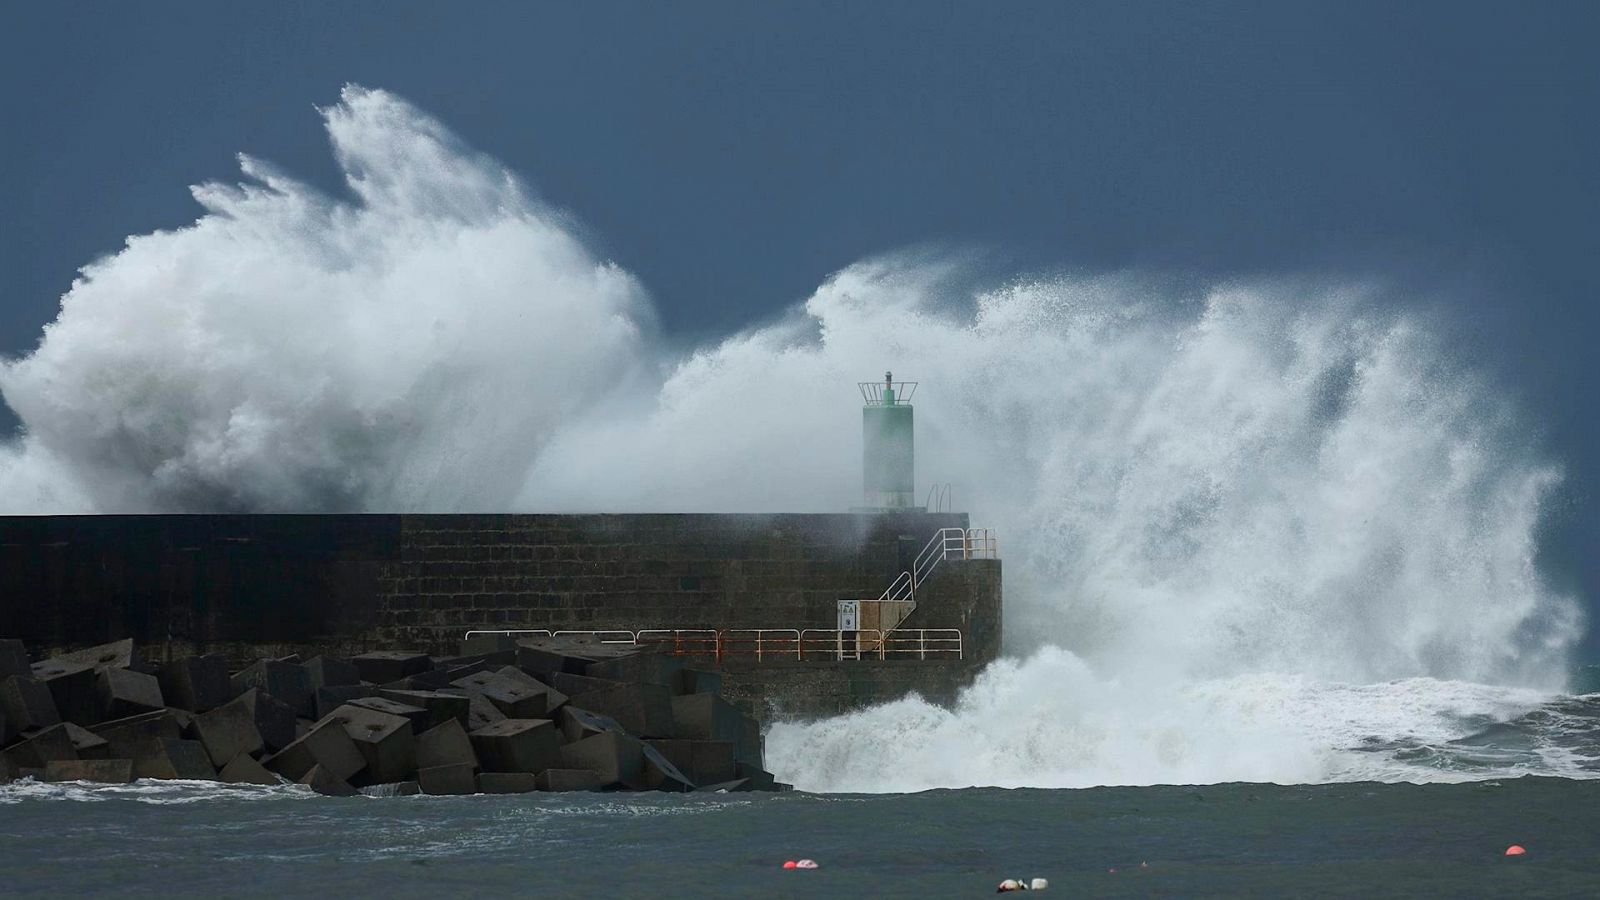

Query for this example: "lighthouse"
[859,371,916,509]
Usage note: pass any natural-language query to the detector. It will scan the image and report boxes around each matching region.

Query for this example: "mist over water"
[0,86,1585,791]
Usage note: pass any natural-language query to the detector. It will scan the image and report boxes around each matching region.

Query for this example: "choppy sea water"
[2,777,1598,898]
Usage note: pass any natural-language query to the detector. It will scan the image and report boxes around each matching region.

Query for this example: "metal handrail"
[881,628,964,660]
[460,626,964,663]
[718,629,802,661]
[800,628,885,661]
[636,629,720,657]
[551,630,638,644]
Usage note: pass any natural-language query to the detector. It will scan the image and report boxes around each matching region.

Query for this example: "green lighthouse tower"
[860,371,916,509]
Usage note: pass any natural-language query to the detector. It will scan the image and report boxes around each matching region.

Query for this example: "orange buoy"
[1505,845,1527,856]
[782,860,798,869]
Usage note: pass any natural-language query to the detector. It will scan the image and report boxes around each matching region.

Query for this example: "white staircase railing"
[874,527,997,630]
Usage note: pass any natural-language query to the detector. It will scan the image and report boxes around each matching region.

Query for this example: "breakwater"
[0,513,1002,724]
[1,635,782,794]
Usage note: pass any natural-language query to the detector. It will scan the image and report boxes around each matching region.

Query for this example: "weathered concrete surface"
[194,694,265,767]
[570,683,676,739]
[416,720,478,771]
[417,763,475,795]
[265,719,365,782]
[560,732,643,787]
[378,689,470,730]
[299,763,357,796]
[0,675,60,733]
[469,719,560,773]
[3,723,78,769]
[232,661,312,719]
[96,667,164,721]
[44,758,134,783]
[219,752,281,785]
[536,768,604,791]
[137,738,215,780]
[156,655,232,712]
[476,772,538,794]
[329,704,415,783]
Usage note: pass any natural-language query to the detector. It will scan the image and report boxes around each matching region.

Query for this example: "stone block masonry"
[0,512,1001,723]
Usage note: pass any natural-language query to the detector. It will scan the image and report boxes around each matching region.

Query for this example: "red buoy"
[1505,845,1527,857]
[782,860,798,869]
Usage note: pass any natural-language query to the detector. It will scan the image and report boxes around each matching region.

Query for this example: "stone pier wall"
[0,513,1001,722]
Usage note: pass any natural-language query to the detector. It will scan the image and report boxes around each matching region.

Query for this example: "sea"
[1,776,1597,898]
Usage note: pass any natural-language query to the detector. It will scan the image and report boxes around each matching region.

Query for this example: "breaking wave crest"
[0,85,1583,790]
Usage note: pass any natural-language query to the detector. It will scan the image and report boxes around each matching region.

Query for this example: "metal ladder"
[873,527,997,633]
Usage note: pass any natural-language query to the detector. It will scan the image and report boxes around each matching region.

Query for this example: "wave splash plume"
[0,86,1584,791]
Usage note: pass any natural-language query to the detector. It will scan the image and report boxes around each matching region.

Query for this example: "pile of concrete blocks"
[0,636,788,796]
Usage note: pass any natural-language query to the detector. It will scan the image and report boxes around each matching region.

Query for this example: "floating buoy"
[1030,878,1049,890]
[996,879,1023,893]
[782,860,797,869]
[795,859,819,869]
[1505,845,1527,856]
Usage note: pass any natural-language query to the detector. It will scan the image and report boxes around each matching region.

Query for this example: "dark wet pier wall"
[0,513,1000,719]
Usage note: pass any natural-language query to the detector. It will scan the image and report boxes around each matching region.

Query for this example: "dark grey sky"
[2,2,1596,647]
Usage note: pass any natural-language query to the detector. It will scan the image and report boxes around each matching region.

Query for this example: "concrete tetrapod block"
[570,682,677,739]
[96,667,164,721]
[689,741,737,786]
[379,689,472,730]
[0,639,30,680]
[557,706,627,745]
[641,742,695,792]
[536,769,605,792]
[30,659,99,726]
[416,719,479,772]
[469,719,561,774]
[350,696,430,733]
[56,639,145,673]
[514,642,596,680]
[671,693,763,768]
[476,772,539,794]
[493,667,569,714]
[302,656,360,691]
[465,695,506,731]
[264,718,367,783]
[237,689,299,754]
[584,649,685,690]
[677,668,724,697]
[387,669,454,691]
[417,763,476,795]
[735,762,778,792]
[315,685,377,719]
[451,672,547,719]
[96,709,182,761]
[45,758,134,784]
[299,763,357,797]
[194,694,265,767]
[350,651,433,685]
[2,723,78,769]
[559,732,644,788]
[1,674,61,733]
[440,649,519,670]
[63,723,110,760]
[232,660,315,719]
[156,655,233,713]
[219,752,282,786]
[138,739,217,780]
[327,704,416,784]
[550,673,627,699]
